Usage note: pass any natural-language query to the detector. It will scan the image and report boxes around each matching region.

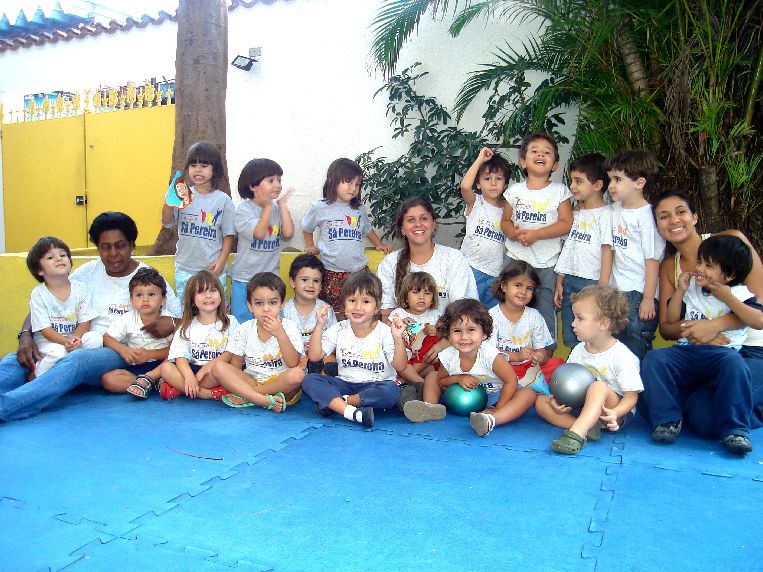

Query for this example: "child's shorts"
[124,361,161,376]
[247,371,302,406]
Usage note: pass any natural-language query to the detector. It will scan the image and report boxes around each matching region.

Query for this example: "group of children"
[19,132,761,456]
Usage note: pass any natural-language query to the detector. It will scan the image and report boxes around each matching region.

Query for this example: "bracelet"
[17,329,31,339]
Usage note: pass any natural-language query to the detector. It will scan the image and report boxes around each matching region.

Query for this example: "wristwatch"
[17,329,31,339]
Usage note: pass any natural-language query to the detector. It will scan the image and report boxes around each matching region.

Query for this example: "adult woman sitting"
[377,197,478,357]
[0,212,180,421]
[640,190,763,454]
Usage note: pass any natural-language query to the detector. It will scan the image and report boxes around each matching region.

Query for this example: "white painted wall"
[0,0,572,252]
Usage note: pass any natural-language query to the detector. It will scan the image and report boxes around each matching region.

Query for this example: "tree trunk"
[698,165,723,234]
[148,0,229,255]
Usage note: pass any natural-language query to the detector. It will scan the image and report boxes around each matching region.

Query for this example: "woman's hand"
[680,320,730,345]
[17,332,41,370]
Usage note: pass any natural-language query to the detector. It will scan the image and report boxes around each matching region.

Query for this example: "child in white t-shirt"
[281,254,337,374]
[101,268,174,398]
[403,299,536,437]
[302,272,409,428]
[26,236,101,378]
[459,147,510,308]
[536,285,643,455]
[554,153,613,348]
[159,270,239,401]
[501,133,573,348]
[212,273,305,412]
[605,150,665,360]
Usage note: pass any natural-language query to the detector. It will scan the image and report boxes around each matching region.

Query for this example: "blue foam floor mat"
[1,388,761,570]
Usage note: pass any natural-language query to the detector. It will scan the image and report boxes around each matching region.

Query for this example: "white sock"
[343,404,359,422]
[341,395,349,402]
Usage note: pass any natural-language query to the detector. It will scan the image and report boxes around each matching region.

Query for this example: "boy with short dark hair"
[554,153,613,348]
[604,150,665,360]
[212,272,305,411]
[101,267,173,398]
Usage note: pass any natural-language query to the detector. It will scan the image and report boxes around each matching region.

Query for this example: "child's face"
[607,169,644,204]
[131,284,166,317]
[406,286,434,314]
[695,258,731,288]
[38,247,71,280]
[571,296,607,343]
[336,176,361,203]
[188,160,214,189]
[247,286,284,320]
[344,289,380,326]
[500,274,536,308]
[290,267,322,302]
[519,139,558,177]
[477,169,507,200]
[448,316,486,354]
[569,170,602,203]
[252,175,282,200]
[194,285,222,315]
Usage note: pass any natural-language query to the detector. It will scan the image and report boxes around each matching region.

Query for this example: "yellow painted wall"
[1,105,174,253]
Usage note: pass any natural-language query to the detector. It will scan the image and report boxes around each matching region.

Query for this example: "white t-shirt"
[167,188,236,273]
[460,195,506,276]
[611,203,665,293]
[488,305,553,365]
[230,199,283,281]
[567,341,643,406]
[377,245,478,310]
[682,282,753,348]
[388,307,442,325]
[70,260,181,333]
[106,309,174,357]
[168,316,240,365]
[30,280,98,338]
[438,343,504,393]
[282,298,337,349]
[555,205,613,280]
[300,200,372,272]
[227,318,303,381]
[321,320,398,383]
[504,181,572,268]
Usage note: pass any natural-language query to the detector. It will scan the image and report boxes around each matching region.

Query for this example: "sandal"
[127,374,155,399]
[209,386,229,401]
[160,381,181,401]
[551,430,586,455]
[222,392,286,412]
[266,392,286,412]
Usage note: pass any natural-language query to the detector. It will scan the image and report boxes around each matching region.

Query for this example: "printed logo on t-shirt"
[326,215,362,242]
[246,351,284,371]
[249,225,280,252]
[612,223,629,248]
[108,303,130,316]
[190,335,228,362]
[513,197,549,224]
[568,217,595,243]
[50,314,77,335]
[179,209,222,241]
[498,331,531,353]
[339,344,386,373]
[473,218,505,243]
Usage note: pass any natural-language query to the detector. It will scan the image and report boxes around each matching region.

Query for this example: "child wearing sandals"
[403,299,536,437]
[535,284,642,455]
[101,268,174,398]
[302,272,409,428]
[159,271,239,401]
[211,273,304,412]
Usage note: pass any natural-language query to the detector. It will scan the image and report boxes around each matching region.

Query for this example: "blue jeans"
[560,275,597,348]
[231,279,254,324]
[0,347,126,421]
[616,290,658,361]
[683,345,763,436]
[302,374,400,411]
[640,344,752,438]
[471,267,499,308]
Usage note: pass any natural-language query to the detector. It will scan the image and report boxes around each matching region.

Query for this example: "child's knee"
[284,367,305,389]
[101,372,121,393]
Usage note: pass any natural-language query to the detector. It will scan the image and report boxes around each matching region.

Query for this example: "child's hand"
[638,297,656,321]
[504,223,521,241]
[477,147,494,163]
[423,339,448,364]
[132,348,151,365]
[184,374,200,398]
[375,243,393,254]
[553,281,563,308]
[423,324,437,337]
[600,406,620,431]
[304,245,320,255]
[677,271,693,292]
[516,228,538,247]
[516,346,534,362]
[64,336,82,352]
[196,362,213,382]
[252,186,272,208]
[458,375,479,390]
[119,347,141,366]
[315,305,329,326]
[277,187,295,205]
[549,397,572,415]
[530,349,548,366]
[208,258,226,276]
[704,280,733,303]
[390,316,406,339]
[261,315,285,335]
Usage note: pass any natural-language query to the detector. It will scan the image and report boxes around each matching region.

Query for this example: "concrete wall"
[0,0,573,253]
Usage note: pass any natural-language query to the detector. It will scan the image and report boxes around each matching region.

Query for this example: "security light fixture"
[231,55,254,71]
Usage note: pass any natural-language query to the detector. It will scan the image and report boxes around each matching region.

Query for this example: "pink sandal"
[160,381,181,401]
[209,386,229,401]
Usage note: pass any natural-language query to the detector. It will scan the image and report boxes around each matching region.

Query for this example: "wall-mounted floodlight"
[231,55,255,71]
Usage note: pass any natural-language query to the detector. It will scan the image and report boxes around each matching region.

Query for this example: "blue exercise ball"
[443,384,488,416]
[549,363,596,409]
